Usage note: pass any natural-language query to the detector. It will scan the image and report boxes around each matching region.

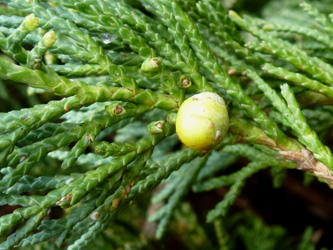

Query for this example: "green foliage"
[0,0,332,249]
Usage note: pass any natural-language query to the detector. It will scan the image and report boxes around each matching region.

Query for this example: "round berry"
[176,92,229,151]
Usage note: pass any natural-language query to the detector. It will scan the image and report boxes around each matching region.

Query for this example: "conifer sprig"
[0,0,332,248]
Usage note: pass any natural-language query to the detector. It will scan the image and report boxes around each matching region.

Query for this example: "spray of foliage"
[0,0,332,249]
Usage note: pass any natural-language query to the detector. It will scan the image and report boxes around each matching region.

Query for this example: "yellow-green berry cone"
[24,14,40,31]
[176,92,229,151]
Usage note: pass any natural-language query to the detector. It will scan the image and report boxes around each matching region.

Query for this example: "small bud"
[180,75,192,88]
[147,120,165,134]
[43,31,57,48]
[141,57,161,72]
[113,105,124,114]
[106,103,126,115]
[24,14,40,31]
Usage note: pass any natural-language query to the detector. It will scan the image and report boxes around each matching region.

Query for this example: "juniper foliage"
[0,0,332,249]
